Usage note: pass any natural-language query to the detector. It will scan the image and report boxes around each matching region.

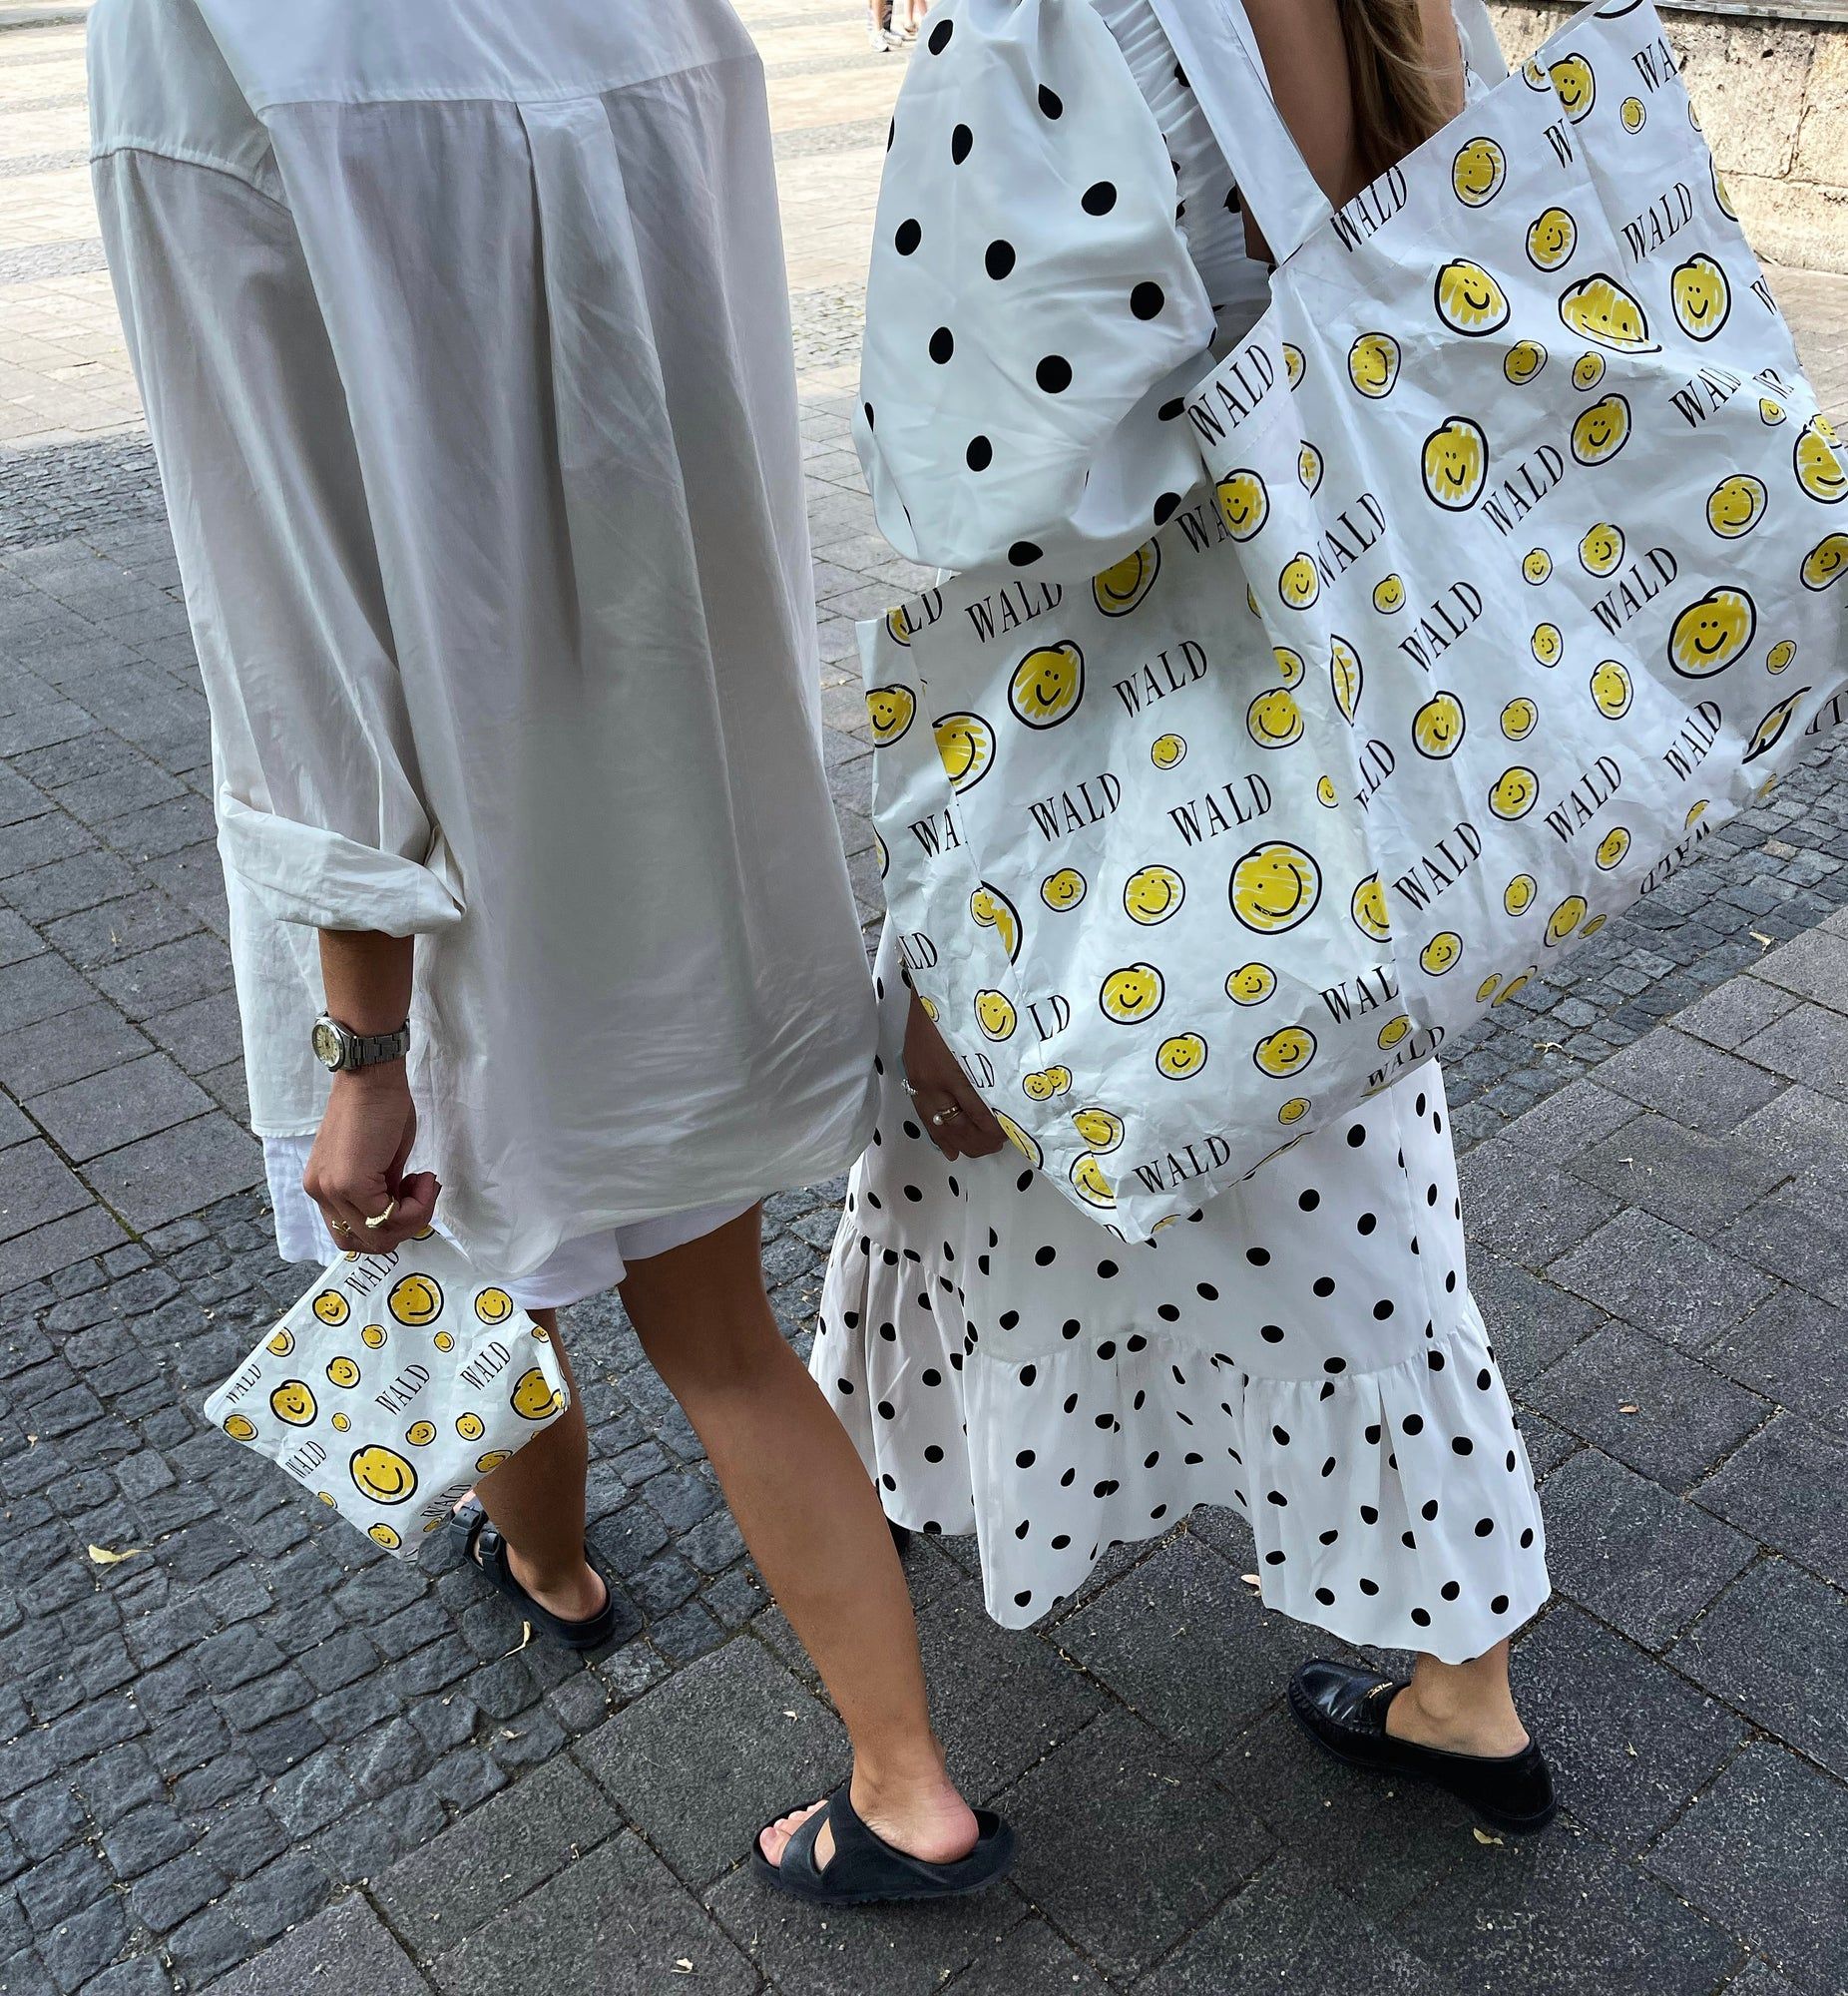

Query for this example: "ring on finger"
[929,1105,964,1128]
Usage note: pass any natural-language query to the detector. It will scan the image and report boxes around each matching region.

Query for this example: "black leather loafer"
[1288,1658,1557,1835]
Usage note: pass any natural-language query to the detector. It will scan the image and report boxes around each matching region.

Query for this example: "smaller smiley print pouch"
[204,1235,569,1558]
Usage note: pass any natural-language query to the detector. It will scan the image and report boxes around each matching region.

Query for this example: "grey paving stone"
[573,1636,845,1890]
[1749,927,1848,1013]
[1671,976,1794,1056]
[1645,1742,1848,1996]
[1459,1145,1613,1269]
[1391,1818,1740,1996]
[0,952,97,1033]
[1540,1451,1756,1651]
[1143,1857,1449,1994]
[1667,1559,1848,1782]
[83,1114,262,1231]
[2,851,142,925]
[1590,1028,1784,1135]
[88,934,231,1023]
[196,1891,429,1996]
[1468,1250,1604,1389]
[1495,1078,1640,1164]
[1693,1413,1848,1588]
[1703,1286,1848,1445]
[1567,1115,1791,1243]
[1732,1083,1848,1204]
[1737,1001,1848,1099]
[1512,1605,1745,1849]
[0,1142,92,1244]
[939,1916,1110,1996]
[5,1002,150,1097]
[373,1756,620,1962]
[1055,1535,1310,1756]
[140,993,243,1078]
[26,1054,211,1163]
[912,1589,1105,1800]
[1525,1321,1769,1490]
[1004,1707,1274,1983]
[1545,1208,1774,1352]
[431,1831,755,1996]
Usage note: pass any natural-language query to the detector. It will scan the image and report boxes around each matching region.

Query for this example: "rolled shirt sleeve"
[93,144,463,937]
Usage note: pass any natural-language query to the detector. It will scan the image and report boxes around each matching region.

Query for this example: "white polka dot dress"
[814,932,1550,1662]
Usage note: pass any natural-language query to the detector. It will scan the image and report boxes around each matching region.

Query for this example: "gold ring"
[363,1198,398,1231]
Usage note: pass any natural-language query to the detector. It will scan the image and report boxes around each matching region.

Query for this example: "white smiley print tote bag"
[863,0,1848,1244]
[204,1235,569,1557]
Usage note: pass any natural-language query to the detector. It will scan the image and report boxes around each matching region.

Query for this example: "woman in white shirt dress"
[92,0,1014,1905]
[813,0,1558,1835]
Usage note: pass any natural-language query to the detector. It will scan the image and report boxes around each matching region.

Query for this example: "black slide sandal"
[751,1780,1016,1906]
[461,1507,623,1653]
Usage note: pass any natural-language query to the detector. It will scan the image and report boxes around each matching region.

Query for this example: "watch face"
[312,1020,344,1070]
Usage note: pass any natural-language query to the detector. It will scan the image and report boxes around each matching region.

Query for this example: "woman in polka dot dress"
[815,0,1558,1837]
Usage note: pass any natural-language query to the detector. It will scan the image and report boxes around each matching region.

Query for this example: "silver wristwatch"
[312,1013,411,1073]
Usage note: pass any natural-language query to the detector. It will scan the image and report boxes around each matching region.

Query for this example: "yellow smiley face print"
[1591,659,1632,719]
[1452,136,1506,207]
[1072,1106,1125,1154]
[1247,687,1304,750]
[1597,826,1631,870]
[511,1367,565,1421]
[1412,691,1466,758]
[1299,444,1324,495]
[1670,254,1730,341]
[1351,874,1392,943]
[1041,867,1087,912]
[1273,647,1306,688]
[1093,541,1160,617]
[1521,54,1550,90]
[1532,624,1564,668]
[1523,548,1553,586]
[1621,95,1646,133]
[1100,963,1164,1024]
[1232,842,1321,935]
[1572,394,1631,466]
[1803,532,1848,590]
[1283,343,1306,388]
[368,1524,402,1551]
[1496,969,1535,1006]
[1580,522,1624,576]
[1668,588,1756,676]
[934,712,995,793]
[973,989,1017,1041]
[1795,417,1846,504]
[1124,865,1186,925]
[1420,931,1463,975]
[1490,768,1540,819]
[1548,53,1596,120]
[1226,961,1277,1006]
[405,1420,436,1447]
[1022,1067,1072,1103]
[1546,895,1588,946]
[1348,331,1401,399]
[1712,158,1736,220]
[885,605,915,649]
[1477,974,1502,1004]
[1278,554,1321,609]
[1151,733,1186,769]
[223,1412,258,1442]
[1253,1025,1317,1079]
[1504,340,1548,386]
[1502,698,1539,741]
[1761,398,1787,427]
[1070,1154,1117,1210]
[329,1411,350,1433]
[361,1323,387,1349]
[1278,1097,1310,1126]
[388,1275,443,1326]
[1505,873,1537,916]
[350,1444,418,1504]
[269,1380,316,1427]
[1559,274,1656,353]
[1573,350,1608,393]
[1372,574,1406,613]
[1707,474,1767,539]
[1317,774,1339,808]
[311,1291,350,1327]
[993,1113,1042,1166]
[866,686,916,747]
[475,1287,515,1326]
[1435,259,1511,336]
[456,1412,485,1442]
[1010,643,1085,729]
[1422,417,1488,510]
[1767,640,1797,674]
[433,1330,454,1353]
[1377,1015,1413,1051]
[325,1355,360,1389]
[1330,638,1363,724]
[1743,690,1810,764]
[1526,207,1577,271]
[1155,1034,1208,1080]
[266,1329,294,1357]
[1215,469,1269,541]
[970,883,1022,960]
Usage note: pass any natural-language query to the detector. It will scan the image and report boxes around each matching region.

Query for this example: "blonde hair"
[1337,0,1460,183]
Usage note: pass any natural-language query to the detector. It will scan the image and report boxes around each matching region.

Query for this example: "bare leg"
[1387,1640,1531,1757]
[618,1206,976,1871]
[472,1310,608,1623]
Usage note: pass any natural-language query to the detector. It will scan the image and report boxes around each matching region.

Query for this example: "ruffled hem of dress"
[815,1228,1550,1663]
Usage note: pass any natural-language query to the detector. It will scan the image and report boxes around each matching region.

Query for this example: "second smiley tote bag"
[203,1235,570,1557]
[861,0,1848,1244]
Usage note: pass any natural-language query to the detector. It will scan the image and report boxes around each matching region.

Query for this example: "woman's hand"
[303,1065,440,1254]
[903,993,1008,1162]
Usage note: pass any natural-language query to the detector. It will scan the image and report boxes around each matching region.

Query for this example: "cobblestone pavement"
[1,5,1847,1992]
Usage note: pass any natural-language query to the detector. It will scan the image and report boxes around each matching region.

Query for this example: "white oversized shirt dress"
[814,0,1549,1661]
[89,0,879,1281]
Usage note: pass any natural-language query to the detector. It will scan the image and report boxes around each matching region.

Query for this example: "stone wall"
[1489,2,1848,272]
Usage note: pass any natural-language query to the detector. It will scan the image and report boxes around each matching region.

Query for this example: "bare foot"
[498,1540,609,1624]
[758,1770,979,1874]
[1385,1684,1531,1759]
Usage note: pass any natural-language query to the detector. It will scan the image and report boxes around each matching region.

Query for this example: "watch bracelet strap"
[349,1024,411,1069]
